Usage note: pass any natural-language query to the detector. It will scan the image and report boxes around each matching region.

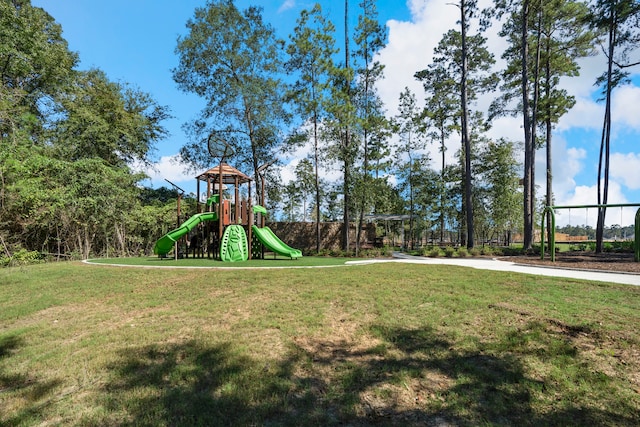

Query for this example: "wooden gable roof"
[196,163,252,185]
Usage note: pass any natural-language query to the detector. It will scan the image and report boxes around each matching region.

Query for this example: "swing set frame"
[541,203,640,262]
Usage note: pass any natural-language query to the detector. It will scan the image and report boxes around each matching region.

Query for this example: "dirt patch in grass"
[489,301,640,395]
[289,303,458,425]
[504,252,640,273]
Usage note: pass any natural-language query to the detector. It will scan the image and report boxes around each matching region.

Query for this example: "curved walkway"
[84,254,640,286]
[345,252,640,286]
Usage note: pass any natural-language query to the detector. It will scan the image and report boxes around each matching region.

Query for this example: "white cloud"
[277,0,296,14]
[133,155,197,193]
[612,85,640,130]
[557,95,603,131]
[611,152,640,190]
[376,0,460,117]
[560,82,640,134]
[486,116,525,144]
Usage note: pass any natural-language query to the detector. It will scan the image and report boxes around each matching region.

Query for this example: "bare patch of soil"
[502,252,640,274]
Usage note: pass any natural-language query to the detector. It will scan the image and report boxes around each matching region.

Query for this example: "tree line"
[0,0,176,259]
[556,223,635,241]
[1,0,639,260]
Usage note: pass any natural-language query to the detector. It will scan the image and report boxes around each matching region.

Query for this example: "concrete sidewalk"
[346,252,640,286]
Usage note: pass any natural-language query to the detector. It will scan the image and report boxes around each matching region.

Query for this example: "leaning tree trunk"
[596,9,616,254]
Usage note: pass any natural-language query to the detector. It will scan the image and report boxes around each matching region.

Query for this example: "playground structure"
[153,162,302,262]
[541,203,640,262]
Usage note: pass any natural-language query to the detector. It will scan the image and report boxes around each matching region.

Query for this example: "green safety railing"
[541,204,640,262]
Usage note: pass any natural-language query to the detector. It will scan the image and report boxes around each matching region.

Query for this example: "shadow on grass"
[100,327,639,426]
[0,333,62,427]
[102,340,334,426]
[367,325,638,426]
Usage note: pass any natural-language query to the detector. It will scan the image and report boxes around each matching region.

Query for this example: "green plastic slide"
[252,205,267,215]
[153,211,218,256]
[251,225,302,259]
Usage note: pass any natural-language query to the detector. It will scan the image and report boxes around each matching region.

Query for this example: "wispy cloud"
[132,155,196,193]
[277,0,296,14]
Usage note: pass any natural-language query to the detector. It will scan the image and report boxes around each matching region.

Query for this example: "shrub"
[609,241,634,253]
[427,248,441,258]
[0,249,44,268]
[499,246,524,256]
[480,246,493,256]
[444,247,456,258]
[359,248,392,258]
[457,247,468,258]
[317,249,332,257]
[469,247,481,257]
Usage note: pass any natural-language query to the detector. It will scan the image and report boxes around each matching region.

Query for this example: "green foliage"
[51,69,171,167]
[173,0,287,181]
[444,246,456,258]
[476,138,521,239]
[285,3,337,126]
[138,186,179,206]
[498,245,526,256]
[592,241,635,253]
[492,0,598,249]
[480,246,494,256]
[0,1,172,260]
[555,222,633,241]
[423,246,442,258]
[6,154,138,258]
[1,144,175,258]
[0,248,43,267]
[0,0,78,139]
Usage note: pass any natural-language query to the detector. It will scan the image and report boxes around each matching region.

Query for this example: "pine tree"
[285,3,337,251]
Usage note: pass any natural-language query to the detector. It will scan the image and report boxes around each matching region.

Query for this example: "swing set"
[541,203,640,262]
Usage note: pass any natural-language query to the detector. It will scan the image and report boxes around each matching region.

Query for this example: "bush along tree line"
[1,0,639,263]
[0,0,176,263]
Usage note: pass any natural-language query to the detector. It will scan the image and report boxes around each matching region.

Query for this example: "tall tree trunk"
[313,113,321,253]
[528,2,542,250]
[596,7,616,253]
[342,0,351,252]
[545,117,553,247]
[440,129,446,244]
[460,0,474,249]
[521,0,534,250]
[409,154,415,250]
[356,22,370,257]
[545,41,553,253]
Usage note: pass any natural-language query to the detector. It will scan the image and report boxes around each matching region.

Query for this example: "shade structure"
[196,163,252,185]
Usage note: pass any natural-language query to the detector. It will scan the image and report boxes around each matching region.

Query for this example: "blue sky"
[32,0,640,226]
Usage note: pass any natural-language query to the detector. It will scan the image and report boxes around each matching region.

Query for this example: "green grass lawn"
[1,261,639,426]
